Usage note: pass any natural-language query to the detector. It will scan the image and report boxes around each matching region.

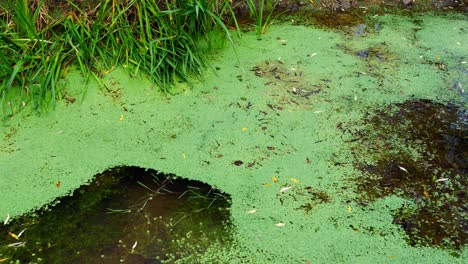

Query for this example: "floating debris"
[345,99,467,250]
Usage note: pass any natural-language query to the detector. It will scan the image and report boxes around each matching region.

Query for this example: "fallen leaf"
[398,165,408,173]
[279,186,292,193]
[263,183,272,187]
[246,209,258,214]
[3,214,10,225]
[131,240,138,253]
[56,181,61,188]
[347,206,353,213]
[7,241,26,247]
[119,114,124,121]
[104,66,115,74]
[233,160,243,166]
[275,223,286,227]
[423,190,430,198]
[272,176,278,183]
[8,232,19,240]
[435,178,448,182]
[241,127,248,131]
[291,178,300,184]
[0,258,9,262]
[182,153,186,160]
[17,229,27,238]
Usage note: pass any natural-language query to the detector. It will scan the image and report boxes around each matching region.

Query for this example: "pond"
[0,167,232,263]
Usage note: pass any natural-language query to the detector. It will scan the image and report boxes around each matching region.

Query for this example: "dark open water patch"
[342,99,467,251]
[0,167,232,263]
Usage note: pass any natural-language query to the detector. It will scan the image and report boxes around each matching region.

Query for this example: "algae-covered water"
[1,10,467,263]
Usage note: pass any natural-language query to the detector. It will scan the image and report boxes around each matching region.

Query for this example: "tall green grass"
[0,0,279,119]
[246,0,279,38]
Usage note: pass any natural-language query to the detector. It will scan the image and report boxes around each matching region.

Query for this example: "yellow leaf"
[0,258,9,262]
[241,127,248,131]
[423,190,429,198]
[272,176,278,183]
[182,153,186,160]
[290,178,300,183]
[347,207,352,213]
[262,183,272,187]
[8,232,19,240]
[246,209,257,214]
[119,114,124,121]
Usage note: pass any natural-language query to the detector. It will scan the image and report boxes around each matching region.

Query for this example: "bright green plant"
[246,0,279,38]
[0,0,240,119]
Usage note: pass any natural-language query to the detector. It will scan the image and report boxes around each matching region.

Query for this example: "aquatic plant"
[246,0,279,38]
[0,0,294,118]
[0,0,241,118]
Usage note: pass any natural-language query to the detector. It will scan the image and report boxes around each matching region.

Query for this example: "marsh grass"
[0,0,238,118]
[0,0,281,119]
[246,0,279,38]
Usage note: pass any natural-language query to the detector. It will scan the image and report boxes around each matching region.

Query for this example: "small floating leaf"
[233,160,243,166]
[17,229,27,238]
[290,178,300,184]
[3,214,9,225]
[423,190,430,198]
[435,178,448,182]
[182,153,186,160]
[8,232,19,240]
[279,186,292,193]
[275,223,285,227]
[263,183,272,187]
[246,209,257,214]
[347,207,353,213]
[272,176,278,183]
[7,241,26,247]
[241,127,248,131]
[56,181,61,188]
[397,165,408,173]
[131,240,138,252]
[119,114,124,121]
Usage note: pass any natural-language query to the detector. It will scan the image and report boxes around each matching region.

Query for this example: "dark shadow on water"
[0,167,232,263]
[342,99,467,252]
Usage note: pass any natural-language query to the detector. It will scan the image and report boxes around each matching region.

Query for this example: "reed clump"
[0,0,245,118]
